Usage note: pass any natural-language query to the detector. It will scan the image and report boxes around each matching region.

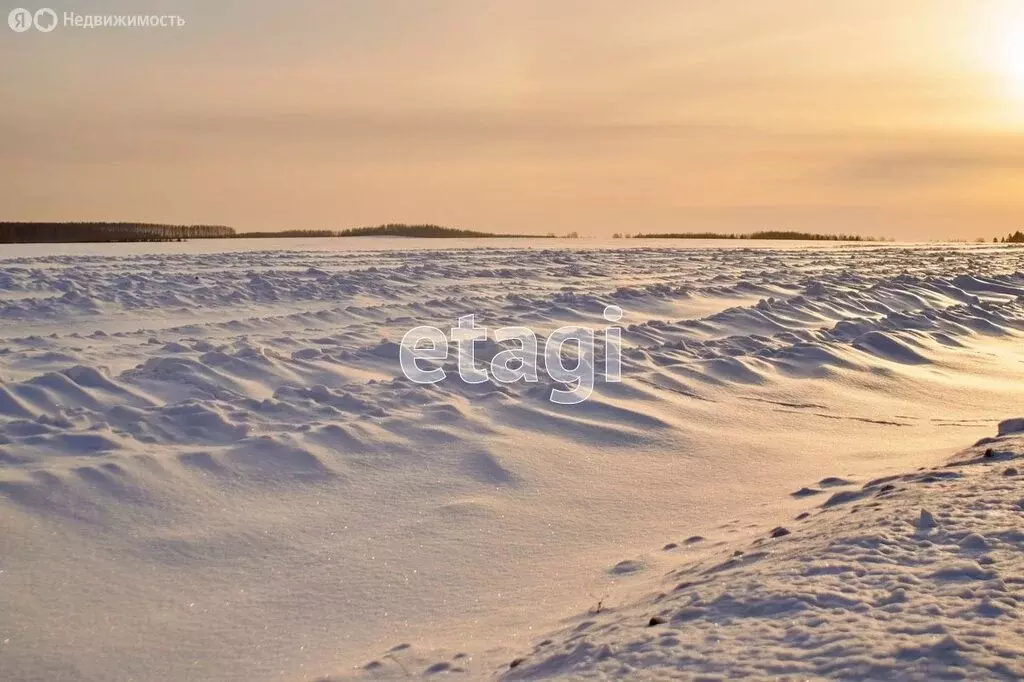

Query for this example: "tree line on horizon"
[332,224,551,238]
[997,230,1024,243]
[6,223,1023,245]
[221,224,560,239]
[238,224,572,238]
[626,230,877,241]
[0,222,234,243]
[0,222,566,243]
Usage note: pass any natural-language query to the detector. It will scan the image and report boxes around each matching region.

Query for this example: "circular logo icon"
[33,8,57,32]
[8,7,32,32]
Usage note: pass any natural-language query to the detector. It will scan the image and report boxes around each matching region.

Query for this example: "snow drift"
[1,241,1023,681]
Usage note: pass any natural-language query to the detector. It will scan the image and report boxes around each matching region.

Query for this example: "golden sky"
[2,0,1024,238]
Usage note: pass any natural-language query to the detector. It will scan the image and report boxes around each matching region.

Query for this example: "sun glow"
[986,4,1024,102]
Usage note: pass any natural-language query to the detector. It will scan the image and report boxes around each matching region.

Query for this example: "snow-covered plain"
[501,420,1024,681]
[0,240,1022,681]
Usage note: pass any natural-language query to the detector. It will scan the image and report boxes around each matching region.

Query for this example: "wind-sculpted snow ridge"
[2,242,1024,682]
[499,422,1024,681]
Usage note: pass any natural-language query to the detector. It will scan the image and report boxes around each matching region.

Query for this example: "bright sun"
[988,5,1024,101]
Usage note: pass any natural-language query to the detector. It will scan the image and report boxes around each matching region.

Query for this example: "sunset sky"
[3,0,1024,239]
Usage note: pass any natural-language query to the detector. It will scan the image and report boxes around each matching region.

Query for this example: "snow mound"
[998,418,1024,436]
[501,428,1024,681]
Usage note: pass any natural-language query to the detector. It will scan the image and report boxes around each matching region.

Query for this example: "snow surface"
[0,241,1023,681]
[498,423,1024,681]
